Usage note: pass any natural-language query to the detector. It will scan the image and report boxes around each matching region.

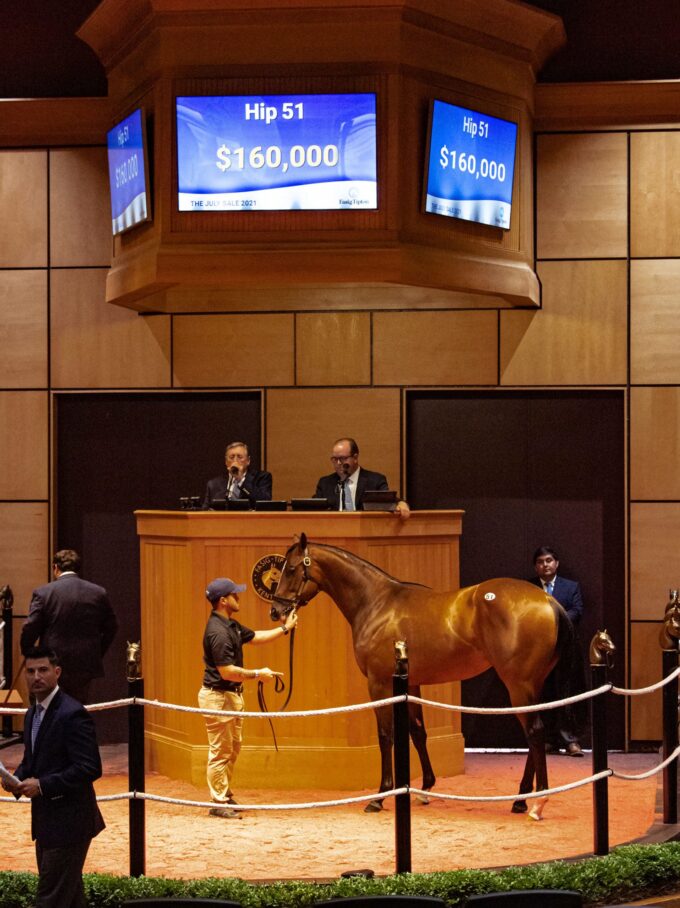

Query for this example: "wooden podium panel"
[135,509,464,790]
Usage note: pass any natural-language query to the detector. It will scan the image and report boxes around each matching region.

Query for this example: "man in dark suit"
[21,550,118,705]
[203,441,273,508]
[530,545,585,757]
[1,647,105,908]
[313,437,410,516]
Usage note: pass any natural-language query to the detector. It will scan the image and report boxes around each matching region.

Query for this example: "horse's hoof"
[511,799,527,814]
[416,793,430,805]
[528,797,548,821]
[364,799,384,813]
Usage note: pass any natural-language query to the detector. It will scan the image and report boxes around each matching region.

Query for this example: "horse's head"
[269,532,320,622]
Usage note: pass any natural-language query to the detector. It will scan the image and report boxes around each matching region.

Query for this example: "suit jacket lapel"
[355,469,367,509]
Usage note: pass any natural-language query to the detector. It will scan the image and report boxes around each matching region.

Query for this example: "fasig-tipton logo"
[251,553,286,601]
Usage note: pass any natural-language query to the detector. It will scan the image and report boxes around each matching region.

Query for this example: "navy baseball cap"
[206,578,247,603]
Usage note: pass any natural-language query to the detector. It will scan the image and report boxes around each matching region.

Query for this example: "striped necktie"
[31,704,44,749]
[344,482,354,511]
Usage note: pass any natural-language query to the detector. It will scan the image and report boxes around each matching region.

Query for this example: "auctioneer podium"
[135,509,464,790]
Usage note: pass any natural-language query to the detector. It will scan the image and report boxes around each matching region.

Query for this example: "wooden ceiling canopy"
[78,0,564,313]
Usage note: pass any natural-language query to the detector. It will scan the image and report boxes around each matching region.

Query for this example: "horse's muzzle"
[270,597,305,620]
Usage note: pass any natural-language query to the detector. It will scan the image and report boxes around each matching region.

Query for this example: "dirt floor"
[0,744,662,881]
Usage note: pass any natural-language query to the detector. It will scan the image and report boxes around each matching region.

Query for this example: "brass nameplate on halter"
[252,553,287,601]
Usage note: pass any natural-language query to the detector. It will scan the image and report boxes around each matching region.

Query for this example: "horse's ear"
[293,534,300,543]
[300,531,308,549]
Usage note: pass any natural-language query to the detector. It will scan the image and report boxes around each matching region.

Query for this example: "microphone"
[227,465,239,497]
[229,464,255,500]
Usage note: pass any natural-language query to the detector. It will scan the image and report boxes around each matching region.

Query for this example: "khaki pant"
[198,686,244,803]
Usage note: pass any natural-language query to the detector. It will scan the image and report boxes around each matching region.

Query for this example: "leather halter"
[271,545,314,613]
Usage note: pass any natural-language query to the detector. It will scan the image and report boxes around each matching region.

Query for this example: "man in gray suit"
[21,550,118,704]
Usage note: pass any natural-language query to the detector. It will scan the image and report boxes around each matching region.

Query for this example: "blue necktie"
[546,581,554,596]
[344,482,354,511]
[31,704,43,749]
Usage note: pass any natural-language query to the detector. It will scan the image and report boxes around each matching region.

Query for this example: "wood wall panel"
[373,311,497,386]
[631,131,680,258]
[630,387,680,501]
[630,504,680,621]
[0,392,48,500]
[536,133,627,260]
[267,388,401,501]
[0,502,49,704]
[500,260,628,386]
[51,269,171,388]
[0,151,47,267]
[630,621,663,741]
[49,148,112,267]
[296,312,371,387]
[0,271,47,389]
[631,260,680,384]
[173,314,294,388]
[0,503,49,611]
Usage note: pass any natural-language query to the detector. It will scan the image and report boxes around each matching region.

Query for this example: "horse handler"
[198,577,298,819]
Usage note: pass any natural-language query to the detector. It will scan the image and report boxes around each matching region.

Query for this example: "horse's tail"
[549,600,584,726]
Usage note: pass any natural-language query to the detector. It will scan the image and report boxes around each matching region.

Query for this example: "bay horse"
[271,533,577,820]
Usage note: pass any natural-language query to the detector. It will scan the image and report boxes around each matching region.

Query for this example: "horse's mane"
[305,541,431,590]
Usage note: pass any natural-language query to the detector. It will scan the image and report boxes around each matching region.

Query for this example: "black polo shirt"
[202,611,255,691]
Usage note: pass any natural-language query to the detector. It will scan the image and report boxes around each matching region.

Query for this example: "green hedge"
[2,842,680,907]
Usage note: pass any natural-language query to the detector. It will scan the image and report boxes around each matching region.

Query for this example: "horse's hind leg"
[409,686,435,804]
[365,702,393,813]
[511,739,535,814]
[511,709,548,819]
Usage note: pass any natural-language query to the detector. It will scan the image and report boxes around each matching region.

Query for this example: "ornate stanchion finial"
[126,641,142,681]
[659,605,680,651]
[589,629,616,669]
[665,589,679,614]
[394,640,408,678]
[0,585,14,610]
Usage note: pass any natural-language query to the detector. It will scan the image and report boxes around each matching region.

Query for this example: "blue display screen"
[176,93,377,211]
[106,109,150,236]
[424,100,517,230]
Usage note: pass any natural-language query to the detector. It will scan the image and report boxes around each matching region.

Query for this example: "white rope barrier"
[134,694,404,719]
[611,666,680,696]
[3,790,408,810]
[612,744,680,780]
[410,771,613,803]
[409,684,612,715]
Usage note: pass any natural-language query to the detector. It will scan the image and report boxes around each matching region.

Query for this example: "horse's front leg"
[409,686,435,804]
[365,702,393,813]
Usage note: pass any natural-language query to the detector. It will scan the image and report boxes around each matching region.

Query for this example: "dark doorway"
[55,391,262,741]
[406,390,625,748]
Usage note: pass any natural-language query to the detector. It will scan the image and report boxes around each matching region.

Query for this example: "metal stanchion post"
[127,643,146,877]
[393,640,411,874]
[660,599,680,824]
[662,647,679,824]
[590,662,609,854]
